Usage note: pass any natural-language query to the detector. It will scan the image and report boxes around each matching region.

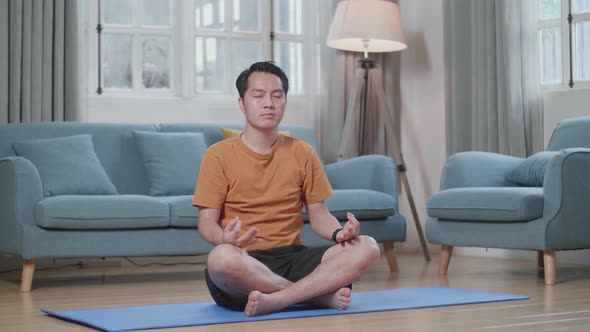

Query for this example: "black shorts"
[204,244,329,311]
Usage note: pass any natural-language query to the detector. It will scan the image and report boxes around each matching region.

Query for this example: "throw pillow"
[221,128,291,139]
[12,134,118,196]
[133,131,208,196]
[507,151,559,187]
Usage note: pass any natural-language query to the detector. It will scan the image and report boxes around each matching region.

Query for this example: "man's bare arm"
[306,201,360,243]
[197,207,224,246]
[197,207,261,247]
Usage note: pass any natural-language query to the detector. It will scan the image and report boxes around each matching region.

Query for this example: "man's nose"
[263,94,274,108]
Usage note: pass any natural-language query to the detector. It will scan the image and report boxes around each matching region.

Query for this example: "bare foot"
[308,287,352,310]
[244,291,288,317]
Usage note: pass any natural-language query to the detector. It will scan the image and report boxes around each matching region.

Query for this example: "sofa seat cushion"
[158,196,198,228]
[427,187,544,222]
[36,195,170,229]
[302,189,395,221]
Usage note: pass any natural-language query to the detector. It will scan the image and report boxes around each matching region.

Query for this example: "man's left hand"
[336,212,360,243]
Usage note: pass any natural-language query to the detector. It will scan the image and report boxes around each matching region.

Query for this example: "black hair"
[235,61,289,99]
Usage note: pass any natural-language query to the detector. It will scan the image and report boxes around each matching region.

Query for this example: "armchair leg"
[537,250,544,269]
[438,245,453,275]
[21,259,35,292]
[543,250,556,285]
[382,241,399,272]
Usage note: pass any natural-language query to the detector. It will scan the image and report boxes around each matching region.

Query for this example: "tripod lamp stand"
[326,0,431,262]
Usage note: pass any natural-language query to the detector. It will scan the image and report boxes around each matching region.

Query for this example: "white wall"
[543,87,590,146]
[394,0,447,258]
[86,95,315,126]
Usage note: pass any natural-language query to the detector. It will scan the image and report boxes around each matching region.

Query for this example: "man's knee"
[207,244,246,276]
[356,235,381,262]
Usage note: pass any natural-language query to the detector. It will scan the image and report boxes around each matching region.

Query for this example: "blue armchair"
[426,116,590,285]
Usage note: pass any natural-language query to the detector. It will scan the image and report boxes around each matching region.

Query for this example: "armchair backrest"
[546,116,590,151]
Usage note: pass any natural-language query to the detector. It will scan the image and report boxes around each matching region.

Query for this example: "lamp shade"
[326,0,407,53]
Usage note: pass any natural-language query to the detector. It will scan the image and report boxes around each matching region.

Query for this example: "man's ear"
[238,97,245,113]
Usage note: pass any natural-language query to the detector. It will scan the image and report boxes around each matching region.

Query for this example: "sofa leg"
[382,241,399,272]
[537,250,544,277]
[543,250,556,285]
[21,259,35,292]
[438,245,453,275]
[537,250,544,269]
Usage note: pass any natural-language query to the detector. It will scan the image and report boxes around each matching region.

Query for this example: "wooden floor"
[2,252,590,332]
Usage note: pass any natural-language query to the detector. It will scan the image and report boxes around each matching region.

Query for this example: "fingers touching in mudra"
[336,212,361,243]
[222,217,261,248]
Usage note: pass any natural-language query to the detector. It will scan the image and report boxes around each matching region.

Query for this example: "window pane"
[143,37,171,89]
[274,0,302,35]
[103,0,132,25]
[195,37,225,92]
[539,27,562,85]
[574,0,590,14]
[195,0,225,30]
[574,21,590,81]
[274,42,302,94]
[232,40,260,84]
[143,0,170,27]
[233,0,259,32]
[103,34,133,89]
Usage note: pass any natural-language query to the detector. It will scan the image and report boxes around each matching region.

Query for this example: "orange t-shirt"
[192,134,333,251]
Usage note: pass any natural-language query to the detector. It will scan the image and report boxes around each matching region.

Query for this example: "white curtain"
[315,0,403,163]
[0,0,83,124]
[445,0,544,157]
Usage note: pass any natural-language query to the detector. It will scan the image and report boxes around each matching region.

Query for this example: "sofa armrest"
[440,151,523,190]
[0,157,44,254]
[325,155,397,197]
[543,148,590,249]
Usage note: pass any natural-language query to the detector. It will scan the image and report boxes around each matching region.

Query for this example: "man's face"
[239,72,286,131]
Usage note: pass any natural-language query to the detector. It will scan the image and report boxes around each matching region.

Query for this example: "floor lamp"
[327,0,431,262]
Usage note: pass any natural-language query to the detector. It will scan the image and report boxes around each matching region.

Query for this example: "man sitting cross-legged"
[192,61,381,317]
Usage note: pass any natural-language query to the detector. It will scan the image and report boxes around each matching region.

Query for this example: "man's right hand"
[221,217,260,248]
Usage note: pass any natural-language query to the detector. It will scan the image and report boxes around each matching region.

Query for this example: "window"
[93,0,311,97]
[100,0,173,92]
[538,0,590,87]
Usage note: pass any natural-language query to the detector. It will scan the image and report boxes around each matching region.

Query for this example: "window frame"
[538,0,590,90]
[99,0,175,95]
[86,0,318,106]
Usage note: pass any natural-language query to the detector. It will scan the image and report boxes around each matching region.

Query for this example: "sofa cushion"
[36,195,170,229]
[158,196,198,228]
[427,187,544,222]
[133,131,208,196]
[11,134,118,197]
[302,189,395,221]
[507,151,559,187]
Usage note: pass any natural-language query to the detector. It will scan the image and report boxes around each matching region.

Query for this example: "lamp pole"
[358,58,374,155]
[360,59,431,262]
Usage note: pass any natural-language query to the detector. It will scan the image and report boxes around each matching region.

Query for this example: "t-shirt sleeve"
[301,149,333,205]
[192,150,228,209]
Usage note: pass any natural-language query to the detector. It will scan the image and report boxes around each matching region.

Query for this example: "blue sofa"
[426,116,590,285]
[0,122,406,291]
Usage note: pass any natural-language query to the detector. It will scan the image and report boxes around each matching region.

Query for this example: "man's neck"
[241,127,279,155]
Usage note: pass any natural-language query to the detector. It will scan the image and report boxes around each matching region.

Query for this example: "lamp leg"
[399,169,431,262]
[339,60,431,262]
[369,67,431,262]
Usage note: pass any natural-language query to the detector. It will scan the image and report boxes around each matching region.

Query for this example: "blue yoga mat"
[42,286,527,332]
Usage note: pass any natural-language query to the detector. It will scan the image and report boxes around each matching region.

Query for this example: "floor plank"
[1,253,590,331]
